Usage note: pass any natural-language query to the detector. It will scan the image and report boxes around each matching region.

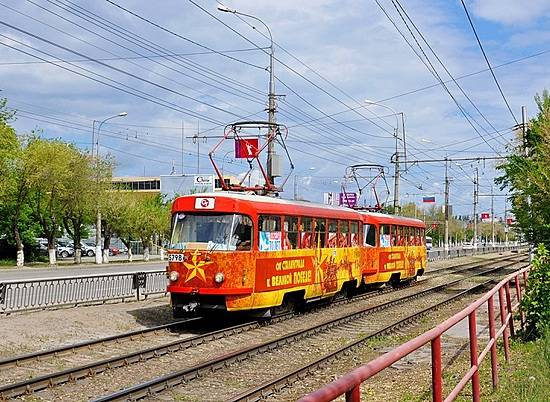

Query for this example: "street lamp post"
[217,4,278,186]
[364,100,405,214]
[93,112,128,264]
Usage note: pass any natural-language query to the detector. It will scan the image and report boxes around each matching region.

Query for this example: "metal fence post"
[487,296,499,389]
[514,274,525,331]
[498,287,510,362]
[504,282,515,337]
[469,311,480,402]
[431,336,443,402]
[345,385,360,402]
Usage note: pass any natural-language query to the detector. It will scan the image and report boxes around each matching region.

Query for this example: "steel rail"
[424,253,521,277]
[0,318,201,369]
[92,259,525,402]
[0,253,519,373]
[227,264,529,401]
[0,255,524,399]
[0,317,270,399]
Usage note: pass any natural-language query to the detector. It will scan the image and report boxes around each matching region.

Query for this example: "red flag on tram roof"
[235,138,259,158]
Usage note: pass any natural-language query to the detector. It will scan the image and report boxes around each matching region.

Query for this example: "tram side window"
[379,225,390,247]
[300,217,314,248]
[397,226,403,246]
[284,216,299,249]
[339,221,349,247]
[389,225,397,246]
[364,224,377,247]
[415,228,421,245]
[351,221,360,246]
[327,219,338,248]
[314,218,326,248]
[258,215,282,251]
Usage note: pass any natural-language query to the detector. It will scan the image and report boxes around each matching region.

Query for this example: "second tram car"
[166,192,426,317]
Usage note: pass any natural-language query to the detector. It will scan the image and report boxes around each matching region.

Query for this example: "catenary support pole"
[444,157,450,255]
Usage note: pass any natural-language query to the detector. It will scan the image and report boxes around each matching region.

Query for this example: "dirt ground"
[0,296,173,359]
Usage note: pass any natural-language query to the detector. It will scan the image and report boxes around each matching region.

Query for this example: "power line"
[377,0,502,155]
[392,0,506,146]
[0,35,223,125]
[459,0,519,125]
[0,47,268,66]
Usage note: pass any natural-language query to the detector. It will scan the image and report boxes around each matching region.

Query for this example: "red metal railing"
[300,266,530,402]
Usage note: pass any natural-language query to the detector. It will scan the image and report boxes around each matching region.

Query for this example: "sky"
[1,0,549,218]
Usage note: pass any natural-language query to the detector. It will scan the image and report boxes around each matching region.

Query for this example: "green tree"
[496,90,550,246]
[61,150,97,264]
[0,101,41,266]
[26,138,78,265]
[522,244,550,337]
[131,194,170,261]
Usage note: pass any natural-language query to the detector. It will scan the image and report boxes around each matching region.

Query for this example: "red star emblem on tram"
[183,249,214,283]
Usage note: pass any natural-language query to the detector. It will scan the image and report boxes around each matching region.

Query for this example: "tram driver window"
[258,215,282,251]
[232,215,253,251]
[364,224,377,247]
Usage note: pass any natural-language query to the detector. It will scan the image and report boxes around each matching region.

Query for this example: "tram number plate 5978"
[168,254,185,262]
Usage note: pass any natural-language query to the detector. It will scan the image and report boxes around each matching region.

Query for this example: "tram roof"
[172,192,425,227]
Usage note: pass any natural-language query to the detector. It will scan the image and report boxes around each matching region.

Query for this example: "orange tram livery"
[167,192,427,317]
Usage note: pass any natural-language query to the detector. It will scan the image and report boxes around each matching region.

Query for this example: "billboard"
[323,192,336,206]
[160,174,214,199]
[339,192,357,208]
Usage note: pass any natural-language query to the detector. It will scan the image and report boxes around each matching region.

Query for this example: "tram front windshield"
[170,213,252,251]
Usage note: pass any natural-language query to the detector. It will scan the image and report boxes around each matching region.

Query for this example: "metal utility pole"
[393,128,401,215]
[444,158,450,254]
[193,122,200,174]
[93,112,128,264]
[181,120,189,175]
[266,29,277,185]
[293,175,298,200]
[522,105,534,261]
[491,185,495,246]
[217,5,277,186]
[473,167,479,249]
[504,196,508,246]
[522,106,528,156]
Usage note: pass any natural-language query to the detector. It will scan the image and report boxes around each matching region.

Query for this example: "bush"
[521,244,550,337]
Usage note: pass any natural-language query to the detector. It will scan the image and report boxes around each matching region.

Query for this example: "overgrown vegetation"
[521,244,550,338]
[496,89,550,248]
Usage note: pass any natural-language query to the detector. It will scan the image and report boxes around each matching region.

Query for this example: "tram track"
[0,254,525,400]
[90,259,525,402]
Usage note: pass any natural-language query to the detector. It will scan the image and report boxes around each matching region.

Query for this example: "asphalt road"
[0,260,167,281]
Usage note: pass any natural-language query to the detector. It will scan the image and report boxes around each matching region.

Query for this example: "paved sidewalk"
[0,257,167,281]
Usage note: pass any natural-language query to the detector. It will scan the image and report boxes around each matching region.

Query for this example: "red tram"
[166,192,426,317]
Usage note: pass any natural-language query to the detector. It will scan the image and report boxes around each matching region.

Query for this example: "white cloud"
[471,0,550,25]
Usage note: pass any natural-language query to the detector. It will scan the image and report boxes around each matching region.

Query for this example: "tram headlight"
[214,272,225,283]
[169,271,179,282]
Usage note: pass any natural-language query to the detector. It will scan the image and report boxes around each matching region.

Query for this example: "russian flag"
[423,196,436,203]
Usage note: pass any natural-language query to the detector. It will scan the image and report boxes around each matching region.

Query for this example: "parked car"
[56,241,74,258]
[68,241,96,257]
[462,242,474,250]
[109,246,121,256]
